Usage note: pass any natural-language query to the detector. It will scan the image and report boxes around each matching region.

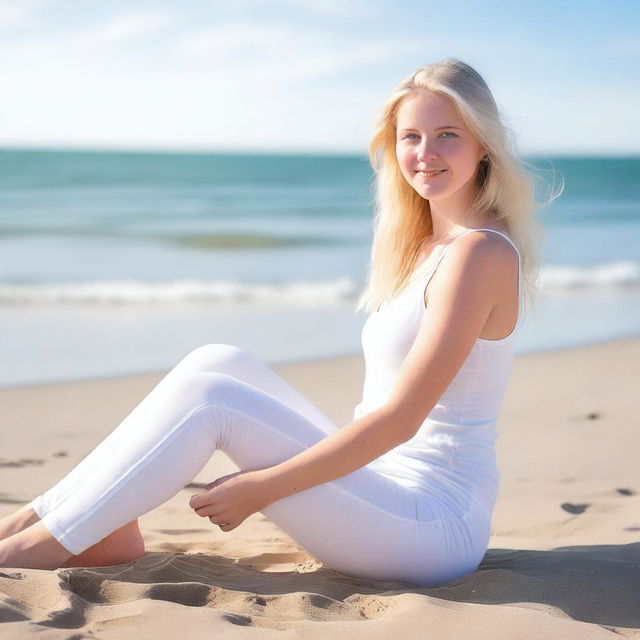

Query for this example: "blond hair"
[356,58,560,317]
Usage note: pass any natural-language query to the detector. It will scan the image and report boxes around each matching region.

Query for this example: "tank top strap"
[421,227,522,309]
[454,227,521,259]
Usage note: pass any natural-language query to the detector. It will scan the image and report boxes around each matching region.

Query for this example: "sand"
[1,337,639,638]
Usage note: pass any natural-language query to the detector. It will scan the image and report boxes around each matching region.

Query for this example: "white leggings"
[30,344,489,587]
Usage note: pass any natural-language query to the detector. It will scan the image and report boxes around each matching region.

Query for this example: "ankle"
[0,522,72,570]
[0,506,40,538]
[17,506,40,528]
[60,521,145,568]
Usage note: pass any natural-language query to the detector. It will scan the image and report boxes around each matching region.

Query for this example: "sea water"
[1,149,638,386]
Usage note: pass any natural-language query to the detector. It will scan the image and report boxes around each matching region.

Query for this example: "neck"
[429,210,503,242]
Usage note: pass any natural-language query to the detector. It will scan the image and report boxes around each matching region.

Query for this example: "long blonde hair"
[356,58,560,317]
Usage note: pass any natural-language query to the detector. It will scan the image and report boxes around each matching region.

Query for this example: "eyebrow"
[399,125,463,131]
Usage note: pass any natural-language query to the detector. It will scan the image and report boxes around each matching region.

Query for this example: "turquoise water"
[1,149,638,386]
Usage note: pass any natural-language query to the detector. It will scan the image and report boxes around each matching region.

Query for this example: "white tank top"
[354,228,523,521]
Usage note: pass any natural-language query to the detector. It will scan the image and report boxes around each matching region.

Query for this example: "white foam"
[1,260,638,307]
[539,261,640,290]
[0,277,359,306]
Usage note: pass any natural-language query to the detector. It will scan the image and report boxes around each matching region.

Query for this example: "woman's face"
[395,90,486,208]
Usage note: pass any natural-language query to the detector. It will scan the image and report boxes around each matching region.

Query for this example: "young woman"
[0,58,543,587]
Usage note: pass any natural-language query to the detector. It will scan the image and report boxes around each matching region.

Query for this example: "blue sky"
[1,0,638,155]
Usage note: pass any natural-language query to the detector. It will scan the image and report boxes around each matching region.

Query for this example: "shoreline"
[3,330,640,392]
[0,349,363,393]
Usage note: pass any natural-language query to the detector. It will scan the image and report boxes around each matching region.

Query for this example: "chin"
[416,186,446,199]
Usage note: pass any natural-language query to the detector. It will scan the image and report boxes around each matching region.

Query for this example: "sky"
[1,0,638,156]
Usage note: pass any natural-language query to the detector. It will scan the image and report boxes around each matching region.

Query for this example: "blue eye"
[400,131,457,140]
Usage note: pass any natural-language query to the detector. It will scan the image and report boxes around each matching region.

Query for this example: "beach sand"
[1,337,639,638]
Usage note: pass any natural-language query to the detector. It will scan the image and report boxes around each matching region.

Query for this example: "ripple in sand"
[0,598,30,623]
[50,552,400,627]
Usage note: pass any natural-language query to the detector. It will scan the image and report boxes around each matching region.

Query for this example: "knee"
[177,343,249,374]
[171,370,243,408]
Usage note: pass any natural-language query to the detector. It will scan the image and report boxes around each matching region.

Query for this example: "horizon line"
[0,142,638,160]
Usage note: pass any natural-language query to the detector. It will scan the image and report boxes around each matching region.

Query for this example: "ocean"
[1,149,639,387]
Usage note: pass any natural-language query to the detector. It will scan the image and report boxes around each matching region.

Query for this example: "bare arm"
[264,232,515,504]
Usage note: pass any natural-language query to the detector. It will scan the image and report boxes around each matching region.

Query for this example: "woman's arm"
[190,233,517,528]
[264,232,516,504]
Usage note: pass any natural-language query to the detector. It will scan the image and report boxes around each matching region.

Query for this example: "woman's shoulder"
[428,229,519,303]
[444,228,518,265]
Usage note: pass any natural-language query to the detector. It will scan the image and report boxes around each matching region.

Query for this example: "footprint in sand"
[569,411,601,421]
[0,458,45,468]
[155,529,208,535]
[184,482,208,489]
[0,571,24,580]
[561,502,591,514]
[222,613,253,626]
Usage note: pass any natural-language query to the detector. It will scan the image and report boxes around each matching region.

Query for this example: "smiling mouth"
[417,170,447,177]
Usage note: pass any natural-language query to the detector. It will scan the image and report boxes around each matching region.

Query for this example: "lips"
[416,169,447,177]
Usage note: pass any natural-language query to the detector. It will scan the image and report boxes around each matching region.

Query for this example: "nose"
[416,138,438,162]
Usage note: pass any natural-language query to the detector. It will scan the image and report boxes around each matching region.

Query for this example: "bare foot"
[61,520,145,568]
[0,521,72,569]
[0,515,145,570]
[1,508,144,565]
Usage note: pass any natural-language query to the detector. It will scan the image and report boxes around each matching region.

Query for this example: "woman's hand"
[188,468,277,532]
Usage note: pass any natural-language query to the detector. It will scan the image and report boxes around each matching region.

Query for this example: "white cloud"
[170,22,424,83]
[498,79,640,155]
[0,0,36,27]
[88,9,174,44]
[0,5,636,154]
[171,23,290,63]
[0,7,174,57]
[287,0,365,16]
